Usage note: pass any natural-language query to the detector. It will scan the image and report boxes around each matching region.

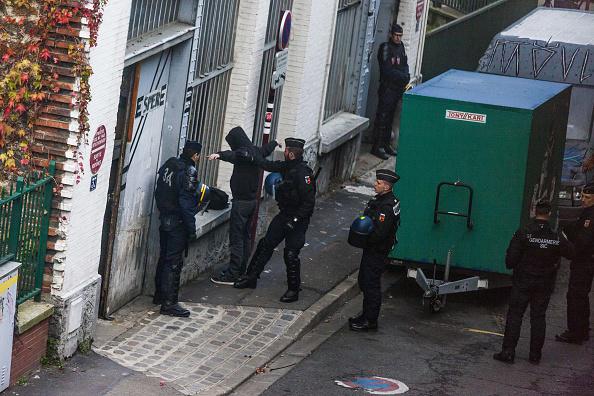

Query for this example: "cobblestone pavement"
[94,303,301,395]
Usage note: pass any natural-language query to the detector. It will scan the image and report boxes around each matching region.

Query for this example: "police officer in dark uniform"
[556,183,594,344]
[349,169,400,331]
[234,138,316,303]
[154,141,204,317]
[494,200,573,364]
[371,24,410,160]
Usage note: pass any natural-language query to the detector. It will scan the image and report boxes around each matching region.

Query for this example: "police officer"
[154,141,204,317]
[371,24,410,160]
[493,200,573,364]
[234,138,316,303]
[556,183,594,344]
[349,169,400,331]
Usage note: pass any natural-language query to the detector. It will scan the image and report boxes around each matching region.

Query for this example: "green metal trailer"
[391,70,571,311]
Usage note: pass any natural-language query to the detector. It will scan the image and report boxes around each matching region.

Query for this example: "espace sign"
[445,109,487,124]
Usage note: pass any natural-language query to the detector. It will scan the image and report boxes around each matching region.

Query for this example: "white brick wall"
[396,0,429,79]
[277,0,338,145]
[57,0,131,294]
[217,0,270,191]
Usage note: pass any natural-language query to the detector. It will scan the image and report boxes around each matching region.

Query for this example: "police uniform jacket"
[155,154,201,234]
[506,219,573,284]
[261,158,316,221]
[364,191,400,254]
[378,41,410,92]
[565,205,594,264]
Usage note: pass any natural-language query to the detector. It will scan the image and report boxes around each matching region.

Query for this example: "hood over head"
[225,126,253,150]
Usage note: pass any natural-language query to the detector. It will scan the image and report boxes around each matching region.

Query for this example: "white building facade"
[49,0,429,356]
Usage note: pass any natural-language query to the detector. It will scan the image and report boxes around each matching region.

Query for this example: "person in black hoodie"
[208,127,278,284]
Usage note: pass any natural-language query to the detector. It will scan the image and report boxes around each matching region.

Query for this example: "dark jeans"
[567,261,594,338]
[358,249,387,322]
[373,86,403,148]
[154,215,188,306]
[226,199,257,278]
[247,213,310,291]
[502,274,554,356]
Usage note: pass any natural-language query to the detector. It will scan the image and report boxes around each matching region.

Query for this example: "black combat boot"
[370,145,389,160]
[349,319,378,332]
[280,249,301,303]
[160,261,190,318]
[493,349,515,364]
[555,330,583,345]
[528,352,541,365]
[383,144,397,156]
[348,314,366,325]
[234,239,273,289]
[153,258,164,305]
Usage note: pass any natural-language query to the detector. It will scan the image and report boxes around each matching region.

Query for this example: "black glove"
[285,217,299,231]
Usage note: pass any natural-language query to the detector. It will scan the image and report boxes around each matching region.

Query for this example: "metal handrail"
[434,180,474,229]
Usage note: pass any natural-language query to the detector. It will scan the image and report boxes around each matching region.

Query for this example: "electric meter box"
[391,70,571,275]
[0,261,20,391]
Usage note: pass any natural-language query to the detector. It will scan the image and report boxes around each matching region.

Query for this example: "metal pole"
[443,248,452,306]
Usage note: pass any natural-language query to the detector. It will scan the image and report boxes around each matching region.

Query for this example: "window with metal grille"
[252,0,294,146]
[186,0,240,185]
[128,0,185,40]
[323,0,364,122]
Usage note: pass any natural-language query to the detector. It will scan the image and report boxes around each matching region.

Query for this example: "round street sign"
[277,10,292,50]
[335,376,409,395]
[90,125,107,175]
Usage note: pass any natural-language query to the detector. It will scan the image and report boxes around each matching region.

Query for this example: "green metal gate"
[0,161,55,304]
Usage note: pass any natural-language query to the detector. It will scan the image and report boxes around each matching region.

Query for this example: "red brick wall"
[10,319,50,385]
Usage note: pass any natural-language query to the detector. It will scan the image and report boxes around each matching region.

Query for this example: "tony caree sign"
[445,109,487,124]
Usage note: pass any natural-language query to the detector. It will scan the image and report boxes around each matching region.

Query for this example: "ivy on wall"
[0,0,107,181]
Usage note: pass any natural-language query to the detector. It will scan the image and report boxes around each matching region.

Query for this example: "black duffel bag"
[207,187,229,210]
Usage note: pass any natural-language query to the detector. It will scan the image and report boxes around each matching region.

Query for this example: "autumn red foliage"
[0,0,107,180]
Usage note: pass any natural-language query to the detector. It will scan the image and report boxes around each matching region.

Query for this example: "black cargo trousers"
[502,272,555,358]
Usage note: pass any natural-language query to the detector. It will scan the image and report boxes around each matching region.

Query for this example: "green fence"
[433,0,500,14]
[422,0,538,81]
[0,161,55,305]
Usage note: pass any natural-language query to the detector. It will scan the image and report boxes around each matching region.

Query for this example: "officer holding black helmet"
[234,138,315,303]
[493,200,573,364]
[556,183,594,345]
[153,140,205,317]
[349,169,400,331]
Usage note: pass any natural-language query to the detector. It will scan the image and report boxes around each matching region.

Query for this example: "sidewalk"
[10,182,385,396]
[8,149,398,396]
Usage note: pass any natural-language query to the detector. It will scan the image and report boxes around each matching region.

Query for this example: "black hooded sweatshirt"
[217,127,278,201]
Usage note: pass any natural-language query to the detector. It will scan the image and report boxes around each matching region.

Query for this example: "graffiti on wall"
[531,122,558,217]
[478,37,593,86]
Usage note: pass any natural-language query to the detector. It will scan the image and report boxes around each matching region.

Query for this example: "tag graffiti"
[135,84,167,119]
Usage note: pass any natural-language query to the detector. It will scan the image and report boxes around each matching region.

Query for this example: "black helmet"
[348,215,374,248]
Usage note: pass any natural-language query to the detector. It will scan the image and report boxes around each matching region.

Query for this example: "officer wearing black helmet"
[349,169,400,331]
[493,200,573,364]
[556,183,594,344]
[371,24,410,160]
[153,140,205,317]
[234,138,316,303]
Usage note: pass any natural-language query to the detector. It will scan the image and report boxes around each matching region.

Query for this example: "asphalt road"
[262,264,594,396]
